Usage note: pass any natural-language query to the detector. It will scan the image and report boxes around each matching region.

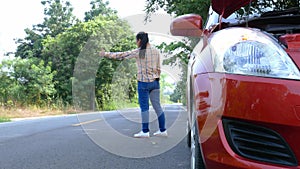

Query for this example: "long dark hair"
[136,32,149,59]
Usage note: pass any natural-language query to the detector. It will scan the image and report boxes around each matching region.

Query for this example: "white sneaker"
[134,131,150,138]
[153,130,168,137]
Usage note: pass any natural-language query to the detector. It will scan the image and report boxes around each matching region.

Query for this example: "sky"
[0,0,148,57]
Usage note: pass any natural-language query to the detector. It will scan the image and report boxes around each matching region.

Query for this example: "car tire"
[191,124,206,169]
[187,121,191,147]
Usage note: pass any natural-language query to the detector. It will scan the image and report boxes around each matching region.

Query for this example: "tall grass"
[0,101,81,122]
[0,95,173,123]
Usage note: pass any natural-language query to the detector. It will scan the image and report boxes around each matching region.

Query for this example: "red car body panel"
[191,33,300,168]
[280,34,300,51]
[194,73,300,168]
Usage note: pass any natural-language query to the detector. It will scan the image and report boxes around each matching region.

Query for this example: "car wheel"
[191,124,206,169]
[187,121,191,147]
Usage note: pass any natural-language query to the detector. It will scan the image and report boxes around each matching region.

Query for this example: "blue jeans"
[138,80,166,133]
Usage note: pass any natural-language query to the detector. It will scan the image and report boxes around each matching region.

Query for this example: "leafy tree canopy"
[0,58,56,106]
[145,0,300,22]
[145,0,210,21]
[15,0,76,59]
[42,14,136,108]
[84,0,117,21]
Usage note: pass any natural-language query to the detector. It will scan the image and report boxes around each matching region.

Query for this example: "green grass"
[0,117,11,123]
[107,101,139,110]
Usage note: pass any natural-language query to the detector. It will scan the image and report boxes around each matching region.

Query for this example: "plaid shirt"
[105,46,161,82]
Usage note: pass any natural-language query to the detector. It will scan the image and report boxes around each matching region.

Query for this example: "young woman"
[100,32,167,138]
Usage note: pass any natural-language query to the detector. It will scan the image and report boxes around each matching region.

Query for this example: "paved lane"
[0,104,190,169]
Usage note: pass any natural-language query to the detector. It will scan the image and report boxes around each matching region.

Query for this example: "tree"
[11,0,137,110]
[15,0,76,59]
[0,58,56,107]
[145,0,210,21]
[40,0,77,37]
[42,15,137,110]
[84,0,117,21]
[170,83,183,103]
[156,40,194,105]
[249,0,300,15]
[145,0,300,20]
[14,28,44,59]
[0,61,15,106]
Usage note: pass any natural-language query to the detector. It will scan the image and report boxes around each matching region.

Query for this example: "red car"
[170,0,300,169]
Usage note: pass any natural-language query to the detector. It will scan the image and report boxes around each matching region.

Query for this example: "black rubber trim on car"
[223,118,298,167]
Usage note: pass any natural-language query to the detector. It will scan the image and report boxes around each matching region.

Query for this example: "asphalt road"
[0,104,190,169]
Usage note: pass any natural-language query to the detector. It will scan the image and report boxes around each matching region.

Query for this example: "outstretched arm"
[100,49,139,60]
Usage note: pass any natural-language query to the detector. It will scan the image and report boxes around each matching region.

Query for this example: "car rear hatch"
[211,0,254,18]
